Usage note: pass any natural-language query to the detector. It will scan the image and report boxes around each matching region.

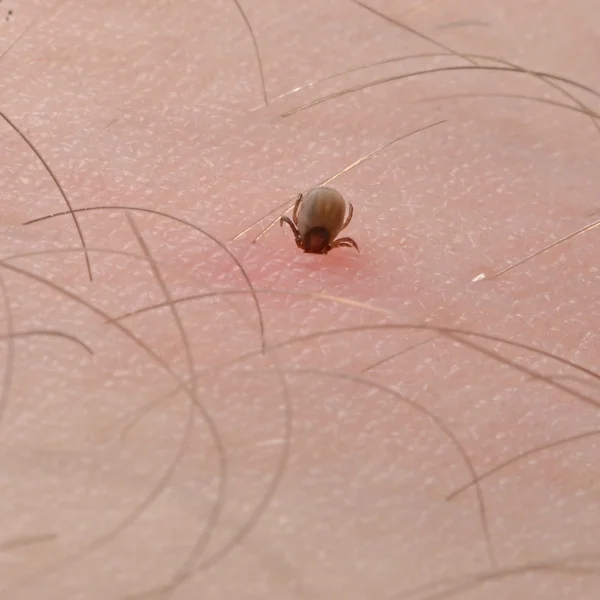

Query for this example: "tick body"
[279,186,359,254]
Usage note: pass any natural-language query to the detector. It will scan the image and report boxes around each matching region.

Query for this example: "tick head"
[302,227,331,254]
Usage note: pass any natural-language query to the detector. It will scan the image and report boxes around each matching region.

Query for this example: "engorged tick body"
[279,186,359,254]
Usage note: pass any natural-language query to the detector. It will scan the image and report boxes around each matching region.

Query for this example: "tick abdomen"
[302,226,331,253]
[279,185,358,254]
[297,186,347,240]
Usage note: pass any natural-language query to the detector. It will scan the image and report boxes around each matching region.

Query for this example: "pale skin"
[0,1,599,600]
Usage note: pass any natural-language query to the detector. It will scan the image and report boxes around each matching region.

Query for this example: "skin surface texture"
[0,1,599,599]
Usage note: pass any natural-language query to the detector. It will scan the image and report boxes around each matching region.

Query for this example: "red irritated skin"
[280,186,360,254]
[2,2,599,600]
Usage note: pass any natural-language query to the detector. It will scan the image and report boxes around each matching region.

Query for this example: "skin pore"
[1,0,599,598]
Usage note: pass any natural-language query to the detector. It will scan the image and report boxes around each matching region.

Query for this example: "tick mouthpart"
[303,227,331,254]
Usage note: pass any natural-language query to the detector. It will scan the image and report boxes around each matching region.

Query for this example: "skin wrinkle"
[249,119,448,243]
[360,335,439,372]
[1,2,600,599]
[538,374,600,391]
[0,250,218,597]
[23,206,267,353]
[287,367,496,566]
[391,550,600,599]
[123,361,496,600]
[229,0,268,106]
[391,560,600,600]
[194,355,292,572]
[0,16,40,62]
[0,247,288,589]
[418,92,600,121]
[343,2,600,134]
[273,51,600,137]
[125,214,201,439]
[124,213,228,576]
[105,386,187,443]
[446,428,600,501]
[0,533,58,551]
[127,357,293,599]
[0,110,93,281]
[14,225,288,591]
[103,280,600,507]
[108,295,600,405]
[109,359,294,598]
[435,21,490,30]
[14,229,584,592]
[104,294,310,445]
[0,274,14,428]
[231,121,447,242]
[0,329,94,355]
[270,53,467,101]
[121,216,293,597]
[349,0,478,66]
[30,205,600,304]
[102,288,600,572]
[480,217,600,280]
[280,65,600,118]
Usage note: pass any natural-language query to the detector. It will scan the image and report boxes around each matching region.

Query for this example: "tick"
[279,186,359,254]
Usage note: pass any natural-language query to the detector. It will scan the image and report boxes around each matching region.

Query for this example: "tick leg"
[329,236,360,253]
[340,202,354,231]
[280,215,304,249]
[292,194,303,225]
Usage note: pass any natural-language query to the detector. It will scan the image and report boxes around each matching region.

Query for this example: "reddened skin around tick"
[279,186,359,254]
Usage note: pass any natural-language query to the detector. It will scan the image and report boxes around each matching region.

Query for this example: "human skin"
[0,0,599,599]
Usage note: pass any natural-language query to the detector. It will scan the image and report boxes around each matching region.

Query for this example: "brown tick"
[279,186,359,254]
